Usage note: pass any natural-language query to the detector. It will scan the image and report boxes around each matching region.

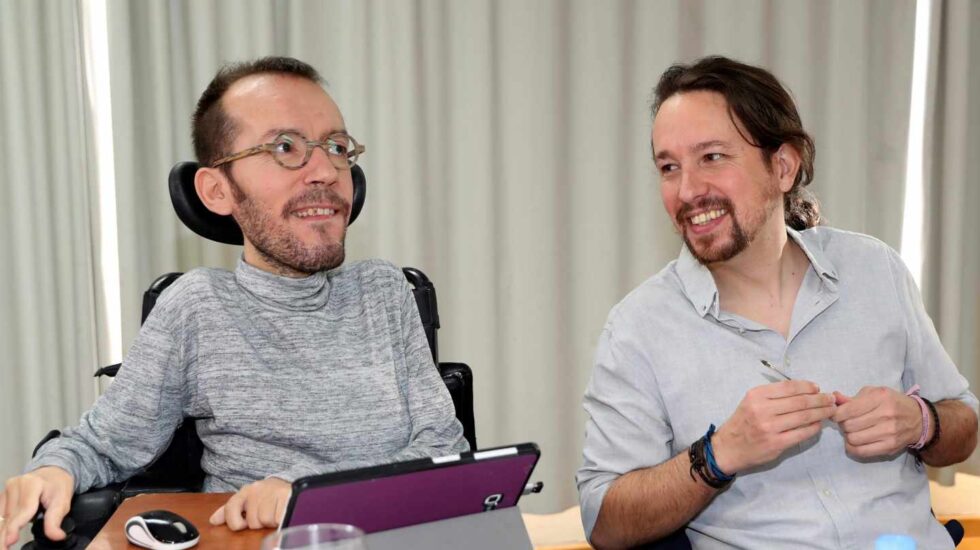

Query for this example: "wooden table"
[88,493,591,549]
[89,494,265,550]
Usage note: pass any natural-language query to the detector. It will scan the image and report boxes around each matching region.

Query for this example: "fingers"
[2,479,25,548]
[1,469,74,549]
[257,494,278,528]
[841,424,893,447]
[757,380,821,399]
[831,387,921,458]
[7,482,42,547]
[770,392,836,416]
[211,481,288,531]
[837,412,879,434]
[2,485,16,549]
[274,493,288,528]
[778,419,825,448]
[208,505,225,527]
[832,386,895,423]
[223,491,248,531]
[833,391,851,406]
[844,439,897,459]
[833,398,878,423]
[245,491,263,530]
[772,405,837,433]
[42,496,69,542]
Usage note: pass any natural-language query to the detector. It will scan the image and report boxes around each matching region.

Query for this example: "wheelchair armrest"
[439,362,476,450]
[33,430,62,457]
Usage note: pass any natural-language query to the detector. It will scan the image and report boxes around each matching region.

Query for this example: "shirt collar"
[234,256,332,312]
[675,244,720,318]
[674,227,839,318]
[788,227,839,283]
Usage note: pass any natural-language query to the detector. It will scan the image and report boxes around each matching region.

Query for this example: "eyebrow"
[259,127,349,141]
[654,139,733,161]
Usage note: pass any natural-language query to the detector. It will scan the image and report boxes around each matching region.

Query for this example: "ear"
[772,144,802,193]
[194,167,236,216]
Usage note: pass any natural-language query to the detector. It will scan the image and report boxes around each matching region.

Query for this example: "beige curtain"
[99,0,915,512]
[0,1,101,482]
[922,0,980,481]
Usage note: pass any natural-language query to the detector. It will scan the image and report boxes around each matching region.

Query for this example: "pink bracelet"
[906,384,930,450]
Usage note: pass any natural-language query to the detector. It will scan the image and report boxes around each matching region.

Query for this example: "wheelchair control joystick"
[21,508,90,550]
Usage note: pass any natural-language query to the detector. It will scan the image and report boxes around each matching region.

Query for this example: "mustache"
[281,188,351,219]
[675,197,734,226]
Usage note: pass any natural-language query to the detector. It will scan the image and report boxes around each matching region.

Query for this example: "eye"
[272,134,297,154]
[325,139,349,156]
[327,134,350,157]
[703,152,725,162]
[658,163,678,175]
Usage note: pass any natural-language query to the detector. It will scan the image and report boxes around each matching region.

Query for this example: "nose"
[677,166,708,204]
[303,144,340,185]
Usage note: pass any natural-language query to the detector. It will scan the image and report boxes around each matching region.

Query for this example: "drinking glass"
[260,523,367,550]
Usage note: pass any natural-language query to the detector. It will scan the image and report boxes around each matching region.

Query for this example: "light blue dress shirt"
[577,227,978,549]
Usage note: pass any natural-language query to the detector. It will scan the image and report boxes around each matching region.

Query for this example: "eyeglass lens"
[271,132,356,169]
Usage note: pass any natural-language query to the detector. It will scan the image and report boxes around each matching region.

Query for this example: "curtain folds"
[922,0,980,481]
[0,1,100,482]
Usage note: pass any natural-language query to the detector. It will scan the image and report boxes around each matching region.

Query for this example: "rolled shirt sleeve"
[577,321,673,539]
[888,249,979,413]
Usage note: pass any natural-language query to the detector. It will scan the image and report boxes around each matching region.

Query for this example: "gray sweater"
[29,258,468,493]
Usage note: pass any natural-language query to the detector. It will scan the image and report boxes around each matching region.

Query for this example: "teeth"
[690,209,726,226]
[295,207,336,218]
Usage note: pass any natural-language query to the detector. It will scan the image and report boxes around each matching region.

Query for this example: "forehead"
[651,90,747,155]
[222,73,345,145]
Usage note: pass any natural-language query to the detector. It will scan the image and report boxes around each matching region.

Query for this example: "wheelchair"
[27,162,476,547]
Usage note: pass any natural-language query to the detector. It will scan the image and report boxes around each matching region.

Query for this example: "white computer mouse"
[124,509,200,550]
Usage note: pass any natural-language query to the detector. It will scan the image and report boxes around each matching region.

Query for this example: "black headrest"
[168,162,366,246]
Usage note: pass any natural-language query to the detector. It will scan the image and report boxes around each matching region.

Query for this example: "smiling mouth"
[294,207,338,218]
[689,209,727,226]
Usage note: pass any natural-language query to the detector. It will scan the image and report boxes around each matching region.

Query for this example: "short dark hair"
[192,56,325,169]
[652,56,819,230]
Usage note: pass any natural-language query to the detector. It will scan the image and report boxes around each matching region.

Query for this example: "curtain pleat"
[923,0,980,481]
[0,0,100,482]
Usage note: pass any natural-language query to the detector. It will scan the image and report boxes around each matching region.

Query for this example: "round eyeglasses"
[210,131,366,170]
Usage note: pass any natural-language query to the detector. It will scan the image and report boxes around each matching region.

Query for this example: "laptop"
[281,442,540,536]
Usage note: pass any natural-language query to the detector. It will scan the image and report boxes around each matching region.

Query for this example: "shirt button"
[823,489,832,497]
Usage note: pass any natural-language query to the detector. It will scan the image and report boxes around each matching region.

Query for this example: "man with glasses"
[1,57,467,548]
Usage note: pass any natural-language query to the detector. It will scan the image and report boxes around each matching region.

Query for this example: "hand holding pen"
[709,361,834,474]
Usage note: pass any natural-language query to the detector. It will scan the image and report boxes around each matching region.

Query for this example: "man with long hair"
[578,56,978,549]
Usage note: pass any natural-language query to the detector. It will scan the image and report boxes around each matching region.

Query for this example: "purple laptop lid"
[283,443,539,534]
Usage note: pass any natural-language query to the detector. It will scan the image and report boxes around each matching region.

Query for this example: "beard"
[228,176,349,276]
[677,183,781,266]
